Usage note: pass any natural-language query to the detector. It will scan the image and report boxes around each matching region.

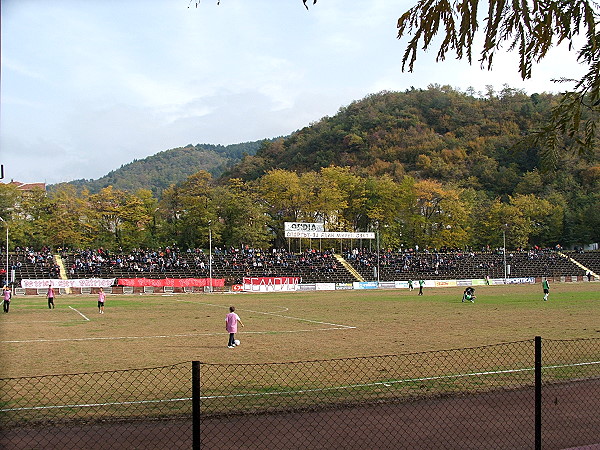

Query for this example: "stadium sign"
[284,222,324,232]
[284,231,375,239]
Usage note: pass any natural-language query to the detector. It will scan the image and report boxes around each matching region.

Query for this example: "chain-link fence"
[0,363,191,449]
[1,338,599,449]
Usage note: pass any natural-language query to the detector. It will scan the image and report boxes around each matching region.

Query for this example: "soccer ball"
[234,339,241,346]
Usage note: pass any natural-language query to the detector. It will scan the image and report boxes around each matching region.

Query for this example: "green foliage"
[214,179,271,248]
[4,87,599,251]
[397,0,600,158]
[61,140,267,197]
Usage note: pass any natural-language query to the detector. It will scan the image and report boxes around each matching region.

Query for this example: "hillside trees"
[46,184,94,249]
[67,140,266,197]
[232,88,567,189]
[9,187,53,249]
[0,163,582,251]
[163,171,216,249]
[0,183,19,223]
[6,86,599,252]
[396,0,599,160]
[88,186,153,250]
[213,178,271,248]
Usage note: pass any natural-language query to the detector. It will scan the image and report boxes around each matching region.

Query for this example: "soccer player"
[2,286,11,313]
[462,287,476,303]
[97,287,106,314]
[225,306,244,348]
[542,279,550,301]
[46,284,55,309]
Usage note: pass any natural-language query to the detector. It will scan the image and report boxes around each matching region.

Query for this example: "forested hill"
[223,86,598,199]
[59,86,598,201]
[9,85,599,251]
[63,140,268,196]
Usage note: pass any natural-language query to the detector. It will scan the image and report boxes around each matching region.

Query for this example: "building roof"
[8,181,47,191]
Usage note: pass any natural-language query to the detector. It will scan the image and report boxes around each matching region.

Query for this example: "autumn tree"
[298,170,346,229]
[0,184,19,251]
[158,184,185,245]
[319,166,368,232]
[363,175,407,245]
[10,186,53,249]
[410,180,470,249]
[174,171,216,249]
[88,186,152,250]
[509,194,563,247]
[213,179,271,248]
[258,169,305,245]
[129,189,159,249]
[47,184,94,249]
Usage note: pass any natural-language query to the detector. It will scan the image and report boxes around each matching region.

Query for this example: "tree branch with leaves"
[396,0,599,161]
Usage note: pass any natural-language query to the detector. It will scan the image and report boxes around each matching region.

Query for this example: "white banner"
[21,279,116,289]
[284,222,324,232]
[315,283,336,291]
[284,231,375,239]
[490,277,536,285]
[242,277,300,292]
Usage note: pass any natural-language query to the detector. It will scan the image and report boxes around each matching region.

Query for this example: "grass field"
[1,282,599,378]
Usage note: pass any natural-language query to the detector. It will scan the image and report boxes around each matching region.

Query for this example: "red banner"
[117,278,225,288]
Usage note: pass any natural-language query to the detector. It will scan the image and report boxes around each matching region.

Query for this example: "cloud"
[1,58,46,81]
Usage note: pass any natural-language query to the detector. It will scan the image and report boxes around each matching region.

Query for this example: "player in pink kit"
[97,287,106,314]
[46,284,55,309]
[3,286,11,313]
[225,306,244,348]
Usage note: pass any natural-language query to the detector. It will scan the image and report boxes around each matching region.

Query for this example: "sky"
[1,0,588,186]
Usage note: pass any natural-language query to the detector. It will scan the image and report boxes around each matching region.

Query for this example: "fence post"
[192,361,201,450]
[534,336,542,450]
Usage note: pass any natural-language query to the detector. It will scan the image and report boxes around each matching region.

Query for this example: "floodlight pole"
[376,223,380,286]
[208,221,213,293]
[0,217,8,289]
[503,227,507,282]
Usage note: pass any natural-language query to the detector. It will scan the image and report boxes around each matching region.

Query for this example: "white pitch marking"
[1,327,351,344]
[4,361,598,413]
[3,320,79,324]
[176,299,289,315]
[1,397,189,412]
[178,300,356,330]
[2,301,354,343]
[69,306,90,321]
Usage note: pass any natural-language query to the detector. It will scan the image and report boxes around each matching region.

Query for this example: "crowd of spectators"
[344,246,584,280]
[4,244,596,285]
[66,247,196,276]
[7,246,60,279]
[213,247,339,274]
[53,246,342,282]
[346,248,468,275]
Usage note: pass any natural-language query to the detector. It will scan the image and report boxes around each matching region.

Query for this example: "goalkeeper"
[462,287,476,303]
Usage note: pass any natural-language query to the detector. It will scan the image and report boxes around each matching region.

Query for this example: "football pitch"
[1,282,599,378]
